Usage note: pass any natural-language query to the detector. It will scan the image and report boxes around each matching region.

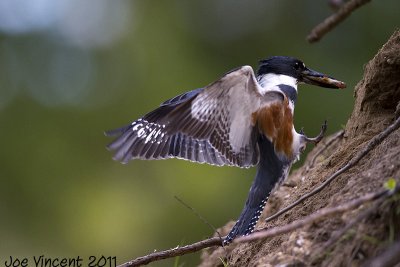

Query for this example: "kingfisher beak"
[300,68,346,89]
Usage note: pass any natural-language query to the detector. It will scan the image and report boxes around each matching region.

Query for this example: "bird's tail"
[223,180,270,245]
[223,135,291,245]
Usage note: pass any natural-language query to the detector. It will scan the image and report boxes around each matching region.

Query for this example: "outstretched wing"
[106,66,284,168]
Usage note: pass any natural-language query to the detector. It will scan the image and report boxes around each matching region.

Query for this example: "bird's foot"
[301,120,327,144]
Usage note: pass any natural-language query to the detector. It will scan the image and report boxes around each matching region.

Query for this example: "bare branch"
[308,130,344,169]
[307,0,371,43]
[236,186,395,243]
[265,116,400,223]
[311,196,386,262]
[367,241,400,267]
[363,241,400,267]
[174,195,223,242]
[118,237,223,267]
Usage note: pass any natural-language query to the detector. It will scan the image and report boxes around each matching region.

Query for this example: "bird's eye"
[294,61,305,71]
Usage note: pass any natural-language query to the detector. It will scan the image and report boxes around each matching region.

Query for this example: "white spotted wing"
[106,66,284,168]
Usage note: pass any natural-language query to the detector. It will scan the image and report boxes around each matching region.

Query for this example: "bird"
[105,56,346,245]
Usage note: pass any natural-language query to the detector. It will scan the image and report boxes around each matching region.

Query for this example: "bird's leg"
[301,120,327,144]
[298,121,327,154]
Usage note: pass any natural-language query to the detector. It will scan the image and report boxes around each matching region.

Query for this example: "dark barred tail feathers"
[223,135,291,245]
[107,106,291,245]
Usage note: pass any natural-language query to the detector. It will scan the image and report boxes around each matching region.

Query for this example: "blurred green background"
[0,0,398,266]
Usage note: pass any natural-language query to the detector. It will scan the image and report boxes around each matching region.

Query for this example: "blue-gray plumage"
[278,84,297,103]
[105,56,346,245]
[223,134,291,245]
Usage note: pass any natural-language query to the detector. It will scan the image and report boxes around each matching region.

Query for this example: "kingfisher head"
[257,56,346,89]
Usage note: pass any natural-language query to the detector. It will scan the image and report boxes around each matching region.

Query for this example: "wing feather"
[106,66,285,167]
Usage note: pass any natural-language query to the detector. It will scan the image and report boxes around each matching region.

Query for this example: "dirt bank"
[199,30,400,267]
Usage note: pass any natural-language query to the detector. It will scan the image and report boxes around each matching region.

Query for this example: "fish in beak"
[301,68,346,89]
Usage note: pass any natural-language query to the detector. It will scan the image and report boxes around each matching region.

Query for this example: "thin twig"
[174,195,223,242]
[236,186,395,243]
[363,241,400,267]
[265,117,400,223]
[308,130,344,169]
[307,0,371,43]
[118,237,223,267]
[311,197,386,263]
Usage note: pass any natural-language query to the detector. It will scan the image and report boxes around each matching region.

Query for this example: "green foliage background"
[0,1,398,266]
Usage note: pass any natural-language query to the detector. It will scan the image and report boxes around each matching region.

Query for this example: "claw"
[303,120,327,144]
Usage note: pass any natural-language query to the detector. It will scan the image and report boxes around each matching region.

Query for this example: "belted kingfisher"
[106,56,345,245]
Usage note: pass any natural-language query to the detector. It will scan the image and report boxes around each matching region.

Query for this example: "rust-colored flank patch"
[252,98,294,159]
